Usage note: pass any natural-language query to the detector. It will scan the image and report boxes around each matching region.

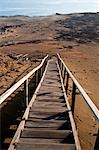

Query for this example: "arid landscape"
[0,12,99,150]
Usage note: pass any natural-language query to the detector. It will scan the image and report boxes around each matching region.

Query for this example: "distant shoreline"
[0,12,99,18]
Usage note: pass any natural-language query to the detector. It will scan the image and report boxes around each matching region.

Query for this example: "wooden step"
[16,143,76,150]
[41,84,61,88]
[32,105,66,110]
[39,87,62,93]
[29,111,68,120]
[36,97,65,102]
[33,102,66,107]
[30,107,67,113]
[25,119,69,129]
[37,91,64,97]
[19,138,65,144]
[21,128,72,139]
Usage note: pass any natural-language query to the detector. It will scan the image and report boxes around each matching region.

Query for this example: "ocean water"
[0,0,98,16]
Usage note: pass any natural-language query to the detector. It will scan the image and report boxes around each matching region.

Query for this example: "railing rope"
[57,53,99,121]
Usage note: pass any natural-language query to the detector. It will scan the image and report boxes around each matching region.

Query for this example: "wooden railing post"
[24,79,29,107]
[35,70,38,87]
[57,53,99,121]
[65,73,69,95]
[63,68,66,84]
[61,63,63,75]
[71,82,76,115]
[38,68,41,82]
[59,59,61,69]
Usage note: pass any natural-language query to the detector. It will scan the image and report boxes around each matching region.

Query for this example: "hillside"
[0,13,99,150]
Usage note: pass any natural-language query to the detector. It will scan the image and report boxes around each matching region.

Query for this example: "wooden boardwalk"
[1,54,98,150]
[13,58,77,150]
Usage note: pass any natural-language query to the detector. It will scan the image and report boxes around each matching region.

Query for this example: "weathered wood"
[24,79,29,107]
[19,138,64,144]
[39,87,62,92]
[8,57,80,150]
[30,107,67,113]
[42,83,61,87]
[71,82,76,115]
[32,105,66,109]
[25,120,69,129]
[29,111,68,120]
[65,73,69,95]
[16,143,76,150]
[21,128,72,138]
[37,92,64,98]
[35,98,65,103]
[33,102,66,107]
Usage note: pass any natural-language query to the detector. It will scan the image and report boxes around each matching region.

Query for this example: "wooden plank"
[37,91,64,97]
[36,96,64,100]
[21,128,72,139]
[29,111,68,120]
[41,83,62,88]
[39,87,62,92]
[16,143,76,150]
[32,107,66,111]
[25,119,68,129]
[36,95,64,100]
[33,102,66,107]
[44,77,60,80]
[19,138,64,144]
[30,107,67,113]
[36,99,65,103]
[43,79,60,83]
[26,118,67,123]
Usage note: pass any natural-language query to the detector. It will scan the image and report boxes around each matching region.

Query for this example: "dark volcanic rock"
[55,13,99,43]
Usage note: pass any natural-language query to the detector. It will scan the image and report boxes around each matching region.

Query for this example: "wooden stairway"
[14,58,77,150]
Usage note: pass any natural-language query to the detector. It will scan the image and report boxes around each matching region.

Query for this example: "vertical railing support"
[71,82,76,115]
[61,63,63,76]
[40,67,42,78]
[38,68,41,82]
[65,73,69,95]
[35,70,38,87]
[63,68,66,84]
[24,79,29,107]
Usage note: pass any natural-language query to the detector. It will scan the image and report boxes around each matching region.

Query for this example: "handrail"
[57,53,99,121]
[8,59,50,150]
[0,55,49,105]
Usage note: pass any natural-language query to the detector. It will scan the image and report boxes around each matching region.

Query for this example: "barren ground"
[0,13,99,150]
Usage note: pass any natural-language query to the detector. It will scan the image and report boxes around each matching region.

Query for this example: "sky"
[0,0,99,16]
[49,0,99,11]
